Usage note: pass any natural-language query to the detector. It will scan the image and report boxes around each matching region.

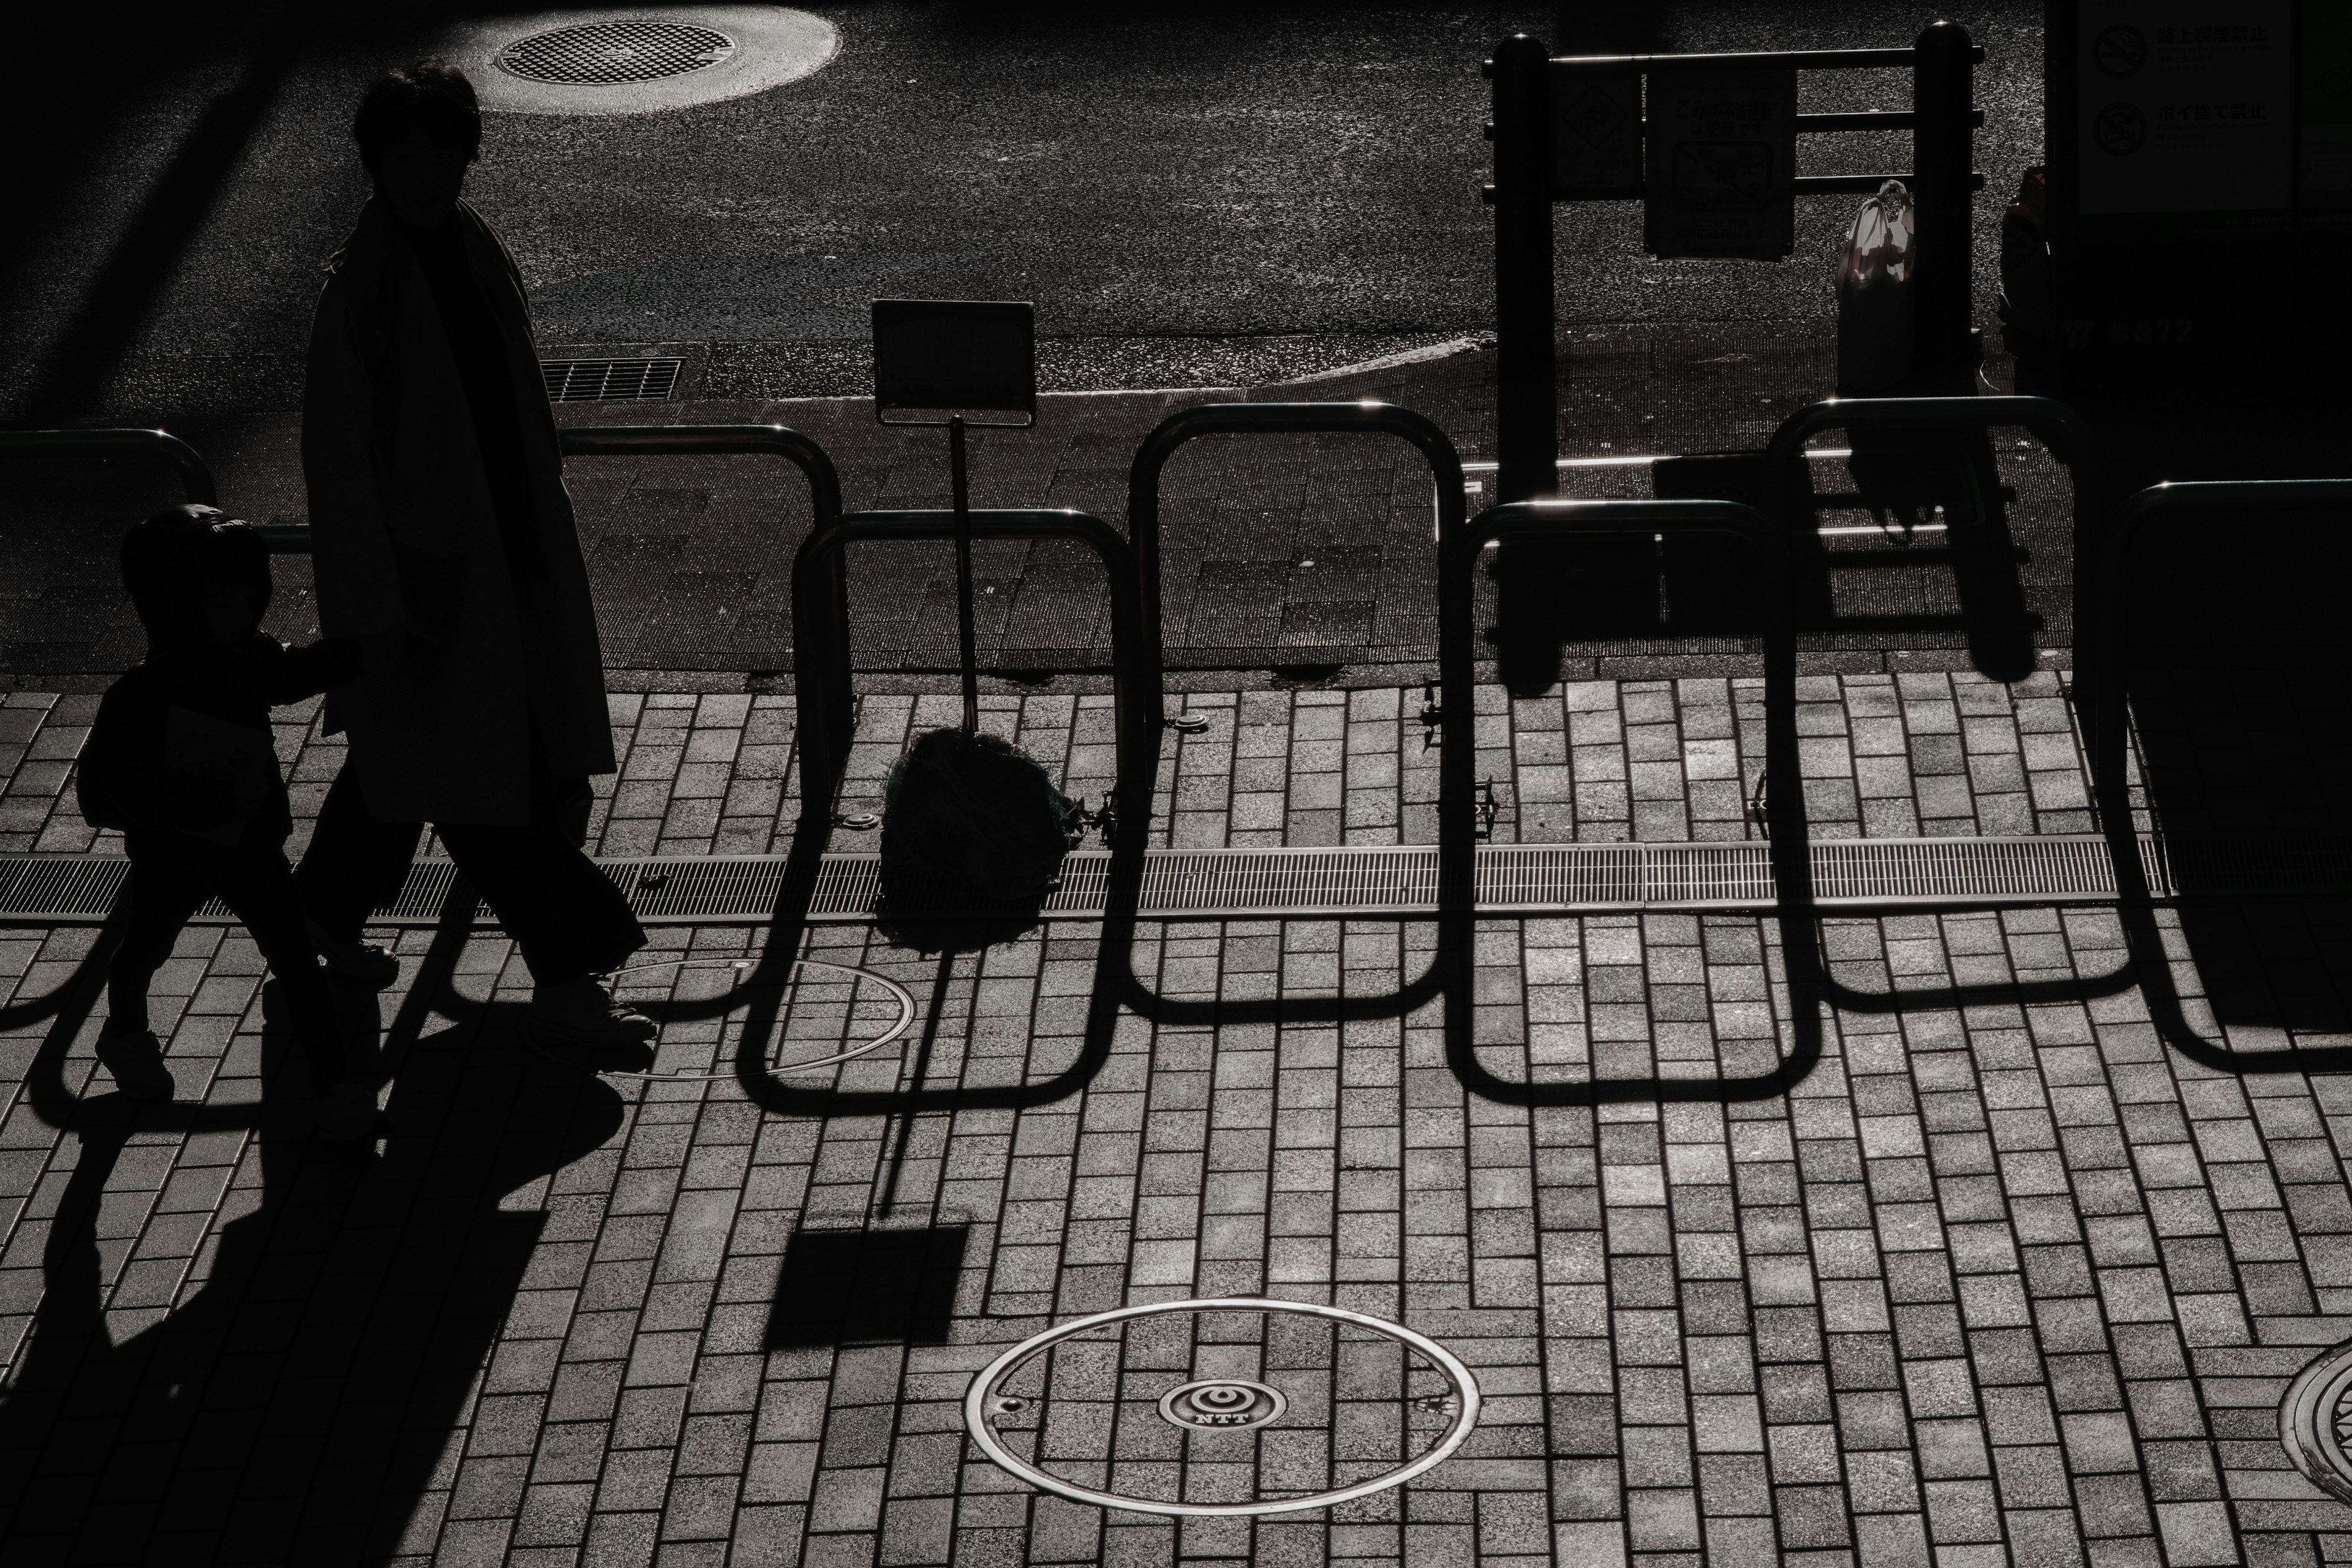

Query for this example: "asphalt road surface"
[3,1,2041,420]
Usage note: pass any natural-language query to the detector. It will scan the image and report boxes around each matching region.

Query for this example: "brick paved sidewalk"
[2,671,2352,1565]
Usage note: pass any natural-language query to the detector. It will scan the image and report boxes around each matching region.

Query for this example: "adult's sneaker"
[527,978,657,1049]
[308,922,401,988]
[94,1022,174,1102]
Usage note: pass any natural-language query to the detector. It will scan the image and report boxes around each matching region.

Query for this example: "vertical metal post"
[949,415,979,733]
[1912,21,1977,393]
[1490,34,1556,502]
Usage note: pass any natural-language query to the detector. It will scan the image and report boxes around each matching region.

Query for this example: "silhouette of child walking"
[77,505,376,1137]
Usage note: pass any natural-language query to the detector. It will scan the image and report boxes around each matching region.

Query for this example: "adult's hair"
[352,59,481,175]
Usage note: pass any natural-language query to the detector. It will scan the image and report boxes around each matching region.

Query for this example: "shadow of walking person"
[0,938,625,1564]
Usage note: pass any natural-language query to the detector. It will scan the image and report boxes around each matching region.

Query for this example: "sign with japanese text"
[2076,1,2293,216]
[1553,71,1642,197]
[1643,68,1798,259]
[2305,2,2352,223]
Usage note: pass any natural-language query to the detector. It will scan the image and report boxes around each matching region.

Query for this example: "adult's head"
[353,60,481,230]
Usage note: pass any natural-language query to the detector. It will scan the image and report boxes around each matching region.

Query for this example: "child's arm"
[259,636,364,705]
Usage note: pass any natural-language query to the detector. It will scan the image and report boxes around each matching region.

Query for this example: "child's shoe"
[95,1022,175,1101]
[316,1079,377,1142]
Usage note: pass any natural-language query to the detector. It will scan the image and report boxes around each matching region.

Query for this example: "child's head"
[121,505,273,650]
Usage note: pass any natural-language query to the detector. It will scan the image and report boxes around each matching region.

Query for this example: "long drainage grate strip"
[0,835,2343,927]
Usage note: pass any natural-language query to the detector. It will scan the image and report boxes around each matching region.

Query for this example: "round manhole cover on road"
[2282,1338,2352,1502]
[964,1297,1480,1517]
[442,8,837,116]
[499,20,736,85]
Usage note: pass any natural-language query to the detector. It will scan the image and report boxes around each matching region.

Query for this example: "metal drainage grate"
[540,356,683,403]
[3,835,2346,927]
[497,20,735,85]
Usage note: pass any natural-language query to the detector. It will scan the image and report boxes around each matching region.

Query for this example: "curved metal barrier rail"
[1115,401,1467,1023]
[1126,401,1468,729]
[0,427,217,508]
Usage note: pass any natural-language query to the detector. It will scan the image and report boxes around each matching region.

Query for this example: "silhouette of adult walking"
[295,62,653,1047]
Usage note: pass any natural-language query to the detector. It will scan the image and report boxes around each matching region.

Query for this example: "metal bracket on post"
[1488,31,1988,470]
[1487,35,1556,505]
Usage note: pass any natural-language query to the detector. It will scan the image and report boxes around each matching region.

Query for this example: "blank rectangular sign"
[873,299,1037,424]
[1643,67,1798,260]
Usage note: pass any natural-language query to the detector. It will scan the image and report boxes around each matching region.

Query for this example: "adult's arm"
[301,275,409,642]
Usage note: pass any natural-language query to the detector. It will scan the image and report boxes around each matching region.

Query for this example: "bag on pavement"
[1836,179,1916,395]
[881,726,1081,906]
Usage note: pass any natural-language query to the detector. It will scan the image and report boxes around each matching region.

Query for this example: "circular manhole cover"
[442,9,838,117]
[2282,1338,2352,1502]
[964,1297,1480,1517]
[499,20,736,85]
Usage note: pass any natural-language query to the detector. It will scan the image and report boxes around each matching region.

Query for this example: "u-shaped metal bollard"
[1109,401,1469,1024]
[1126,401,1468,731]
[0,426,217,504]
[558,424,846,761]
[1438,498,1823,1103]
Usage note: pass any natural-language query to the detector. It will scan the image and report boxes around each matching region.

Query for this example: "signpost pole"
[949,414,979,734]
[1913,21,1978,392]
[1491,34,1556,503]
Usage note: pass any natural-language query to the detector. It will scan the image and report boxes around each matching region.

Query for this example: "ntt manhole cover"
[499,20,735,83]
[2281,1338,2352,1502]
[963,1297,1480,1516]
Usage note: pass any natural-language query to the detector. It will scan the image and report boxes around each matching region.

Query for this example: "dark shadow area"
[0,895,620,1564]
[2103,504,2352,1071]
[1816,962,2139,1017]
[767,1226,969,1349]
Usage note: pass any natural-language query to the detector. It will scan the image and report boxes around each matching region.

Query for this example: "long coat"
[302,198,613,826]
